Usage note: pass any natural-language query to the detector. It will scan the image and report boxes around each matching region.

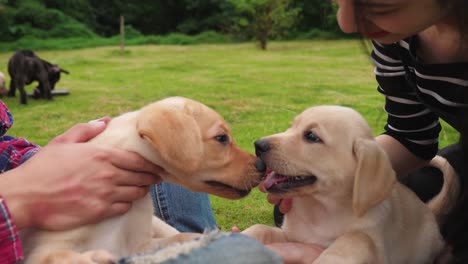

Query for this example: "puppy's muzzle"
[255,158,267,174]
[254,139,270,175]
[255,139,271,157]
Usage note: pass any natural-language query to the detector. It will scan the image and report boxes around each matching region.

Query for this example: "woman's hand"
[0,119,164,231]
[231,226,323,263]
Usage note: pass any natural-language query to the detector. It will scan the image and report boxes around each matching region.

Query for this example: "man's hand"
[0,119,164,231]
[232,226,323,263]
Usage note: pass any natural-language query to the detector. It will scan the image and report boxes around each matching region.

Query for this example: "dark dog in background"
[7,50,69,104]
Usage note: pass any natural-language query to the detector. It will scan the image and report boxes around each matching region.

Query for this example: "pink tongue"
[263,171,288,189]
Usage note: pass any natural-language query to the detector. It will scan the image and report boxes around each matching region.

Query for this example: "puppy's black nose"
[254,139,271,157]
[255,158,267,173]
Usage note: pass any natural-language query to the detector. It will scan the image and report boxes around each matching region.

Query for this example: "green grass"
[0,40,458,230]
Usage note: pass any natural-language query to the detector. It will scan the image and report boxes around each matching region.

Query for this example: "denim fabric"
[151,183,217,233]
[119,231,283,264]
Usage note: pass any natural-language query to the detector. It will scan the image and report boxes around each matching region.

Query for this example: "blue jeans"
[150,183,217,233]
[119,231,283,264]
[144,185,283,263]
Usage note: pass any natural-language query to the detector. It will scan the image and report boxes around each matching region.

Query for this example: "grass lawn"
[0,40,458,230]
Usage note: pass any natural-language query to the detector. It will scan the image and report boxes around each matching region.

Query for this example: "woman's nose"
[336,0,358,34]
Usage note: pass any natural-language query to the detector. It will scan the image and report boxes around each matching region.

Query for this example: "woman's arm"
[376,134,429,178]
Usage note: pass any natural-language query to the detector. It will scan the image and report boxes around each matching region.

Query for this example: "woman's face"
[335,0,448,44]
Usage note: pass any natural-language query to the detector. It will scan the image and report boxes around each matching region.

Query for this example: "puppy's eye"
[215,134,230,145]
[304,131,321,143]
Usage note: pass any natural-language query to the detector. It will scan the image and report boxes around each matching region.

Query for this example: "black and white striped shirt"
[371,37,468,160]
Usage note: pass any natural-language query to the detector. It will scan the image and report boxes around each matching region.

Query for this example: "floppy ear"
[352,138,396,217]
[50,65,61,73]
[136,106,203,175]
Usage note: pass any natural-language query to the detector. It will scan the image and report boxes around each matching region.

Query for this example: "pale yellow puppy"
[21,96,263,263]
[243,105,444,264]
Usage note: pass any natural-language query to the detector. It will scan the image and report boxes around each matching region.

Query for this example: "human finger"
[109,186,150,203]
[88,117,111,124]
[102,202,132,219]
[231,226,241,233]
[114,172,162,187]
[51,119,110,144]
[109,149,166,175]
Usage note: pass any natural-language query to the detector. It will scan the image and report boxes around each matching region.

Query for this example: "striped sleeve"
[371,40,441,160]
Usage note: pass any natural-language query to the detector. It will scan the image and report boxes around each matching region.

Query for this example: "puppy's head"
[137,97,262,199]
[256,105,396,216]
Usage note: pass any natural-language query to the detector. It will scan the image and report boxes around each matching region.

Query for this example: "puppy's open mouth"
[205,181,251,198]
[263,170,317,193]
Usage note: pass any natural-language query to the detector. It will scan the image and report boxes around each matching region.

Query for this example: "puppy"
[21,96,263,263]
[243,105,443,263]
[7,50,69,104]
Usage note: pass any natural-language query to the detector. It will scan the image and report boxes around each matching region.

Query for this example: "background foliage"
[0,0,346,50]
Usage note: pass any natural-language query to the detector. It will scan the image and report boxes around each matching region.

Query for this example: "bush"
[14,1,57,30]
[49,22,96,38]
[295,28,347,40]
[124,25,143,39]
[158,33,197,45]
[193,31,232,44]
[6,1,97,40]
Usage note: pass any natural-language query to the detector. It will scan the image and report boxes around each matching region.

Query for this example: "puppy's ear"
[50,65,61,73]
[352,138,396,217]
[136,106,203,175]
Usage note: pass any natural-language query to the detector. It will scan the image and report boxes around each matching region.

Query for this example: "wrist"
[0,168,34,229]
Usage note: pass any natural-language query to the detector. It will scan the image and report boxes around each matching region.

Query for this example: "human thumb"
[51,117,111,144]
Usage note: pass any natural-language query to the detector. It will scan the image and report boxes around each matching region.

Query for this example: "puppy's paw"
[83,250,117,264]
[35,250,116,264]
[150,233,203,249]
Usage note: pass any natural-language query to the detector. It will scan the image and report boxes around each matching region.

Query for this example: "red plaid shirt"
[0,101,39,264]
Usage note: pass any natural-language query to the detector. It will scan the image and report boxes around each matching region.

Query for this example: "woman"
[271,0,468,262]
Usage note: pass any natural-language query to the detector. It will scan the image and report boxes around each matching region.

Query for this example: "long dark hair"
[438,0,468,45]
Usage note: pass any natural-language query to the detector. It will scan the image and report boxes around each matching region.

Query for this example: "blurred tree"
[176,0,227,34]
[0,0,343,41]
[299,0,341,34]
[228,0,300,50]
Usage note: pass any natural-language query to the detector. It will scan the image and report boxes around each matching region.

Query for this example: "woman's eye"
[304,131,321,143]
[356,1,399,16]
[366,8,397,16]
[215,134,229,145]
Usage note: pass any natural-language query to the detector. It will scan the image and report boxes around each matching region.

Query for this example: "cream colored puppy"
[21,96,262,263]
[243,105,443,264]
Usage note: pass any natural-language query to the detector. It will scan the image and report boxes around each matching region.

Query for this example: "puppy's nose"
[254,139,271,157]
[255,158,267,173]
